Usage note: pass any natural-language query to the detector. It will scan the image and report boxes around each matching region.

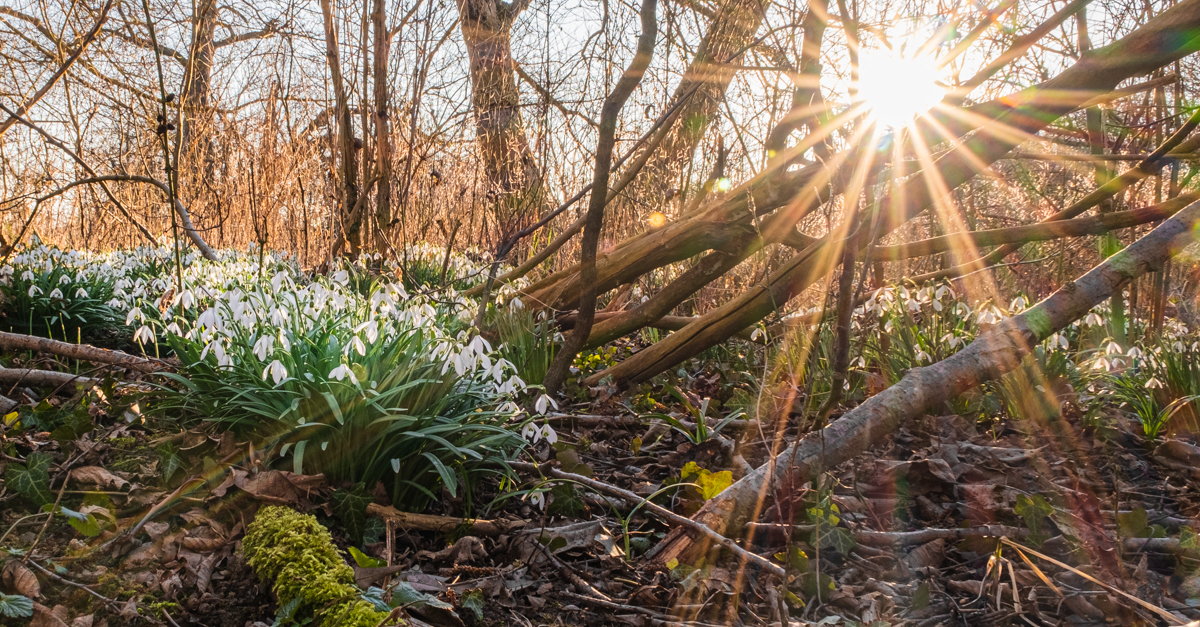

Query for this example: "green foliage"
[490,304,557,386]
[242,506,391,627]
[680,462,732,500]
[1014,494,1054,546]
[331,483,373,544]
[5,451,53,506]
[0,593,34,618]
[0,246,123,343]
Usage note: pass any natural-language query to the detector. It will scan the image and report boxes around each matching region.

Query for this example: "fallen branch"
[0,331,169,373]
[0,366,103,389]
[745,523,1027,547]
[508,460,785,578]
[365,502,526,536]
[650,196,1200,567]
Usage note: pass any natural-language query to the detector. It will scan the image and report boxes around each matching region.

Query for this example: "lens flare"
[856,48,945,129]
[647,211,667,228]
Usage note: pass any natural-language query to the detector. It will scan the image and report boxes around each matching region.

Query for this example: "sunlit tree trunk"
[372,0,393,248]
[457,0,546,244]
[320,0,361,255]
[180,0,217,186]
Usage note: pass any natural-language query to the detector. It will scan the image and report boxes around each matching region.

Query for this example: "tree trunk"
[180,0,217,187]
[617,0,769,214]
[458,0,546,243]
[320,0,361,255]
[372,0,393,246]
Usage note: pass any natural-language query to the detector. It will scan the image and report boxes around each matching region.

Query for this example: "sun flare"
[856,48,946,129]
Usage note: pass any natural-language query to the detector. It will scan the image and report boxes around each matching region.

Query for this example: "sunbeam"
[857,48,946,130]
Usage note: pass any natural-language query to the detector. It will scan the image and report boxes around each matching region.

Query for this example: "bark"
[458,0,547,241]
[0,0,114,140]
[542,0,659,395]
[0,331,168,374]
[619,0,770,211]
[653,196,1200,567]
[180,0,217,183]
[320,0,361,255]
[591,0,1200,387]
[372,0,393,241]
[873,193,1200,261]
[763,0,829,164]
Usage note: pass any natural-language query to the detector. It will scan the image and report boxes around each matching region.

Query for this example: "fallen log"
[0,366,104,390]
[365,502,526,536]
[648,195,1200,568]
[0,331,168,373]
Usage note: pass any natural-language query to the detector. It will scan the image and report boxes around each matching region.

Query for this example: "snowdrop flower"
[349,335,367,356]
[174,289,196,310]
[1010,296,1028,311]
[165,322,182,336]
[48,288,63,299]
[1146,377,1165,389]
[521,423,541,443]
[27,285,42,297]
[126,307,144,325]
[75,288,88,298]
[750,327,765,342]
[1047,333,1069,351]
[58,274,71,285]
[540,424,558,445]
[329,363,358,384]
[940,333,963,349]
[914,347,932,363]
[1084,312,1104,326]
[20,270,33,281]
[263,360,288,385]
[529,491,545,510]
[932,298,943,312]
[534,394,558,415]
[355,321,379,343]
[1105,341,1123,355]
[134,325,155,344]
[906,297,920,313]
[253,335,274,361]
[106,298,123,308]
[197,307,220,330]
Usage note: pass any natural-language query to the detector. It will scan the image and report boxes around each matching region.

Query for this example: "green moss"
[243,506,394,627]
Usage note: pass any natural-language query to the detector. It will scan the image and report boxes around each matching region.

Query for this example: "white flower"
[48,288,63,299]
[1106,341,1123,355]
[253,335,274,361]
[540,424,558,445]
[174,289,195,310]
[391,458,401,473]
[126,307,144,325]
[165,322,182,336]
[329,363,359,384]
[20,270,33,281]
[914,348,932,363]
[521,423,541,443]
[134,325,155,344]
[350,336,366,356]
[1146,377,1165,389]
[27,285,42,297]
[75,288,88,298]
[1127,346,1144,359]
[263,359,288,385]
[534,394,558,415]
[1010,296,1028,311]
[1085,312,1104,326]
[529,491,545,510]
[58,274,71,284]
[750,327,765,342]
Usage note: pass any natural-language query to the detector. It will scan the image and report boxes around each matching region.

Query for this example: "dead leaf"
[29,603,69,627]
[233,470,325,505]
[181,536,225,552]
[70,467,130,491]
[868,459,957,498]
[902,539,946,571]
[3,559,40,598]
[71,614,94,627]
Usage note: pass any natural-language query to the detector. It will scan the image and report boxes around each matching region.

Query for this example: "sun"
[856,48,946,130]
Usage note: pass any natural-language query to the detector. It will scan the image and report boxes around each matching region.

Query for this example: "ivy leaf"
[157,443,184,482]
[5,452,53,506]
[459,588,485,620]
[348,546,385,568]
[271,596,300,627]
[1118,507,1151,538]
[1015,494,1054,546]
[0,593,33,618]
[330,483,372,544]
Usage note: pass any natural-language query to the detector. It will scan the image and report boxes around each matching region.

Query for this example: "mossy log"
[243,506,397,627]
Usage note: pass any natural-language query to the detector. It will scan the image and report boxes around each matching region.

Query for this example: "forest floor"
[5,352,1200,627]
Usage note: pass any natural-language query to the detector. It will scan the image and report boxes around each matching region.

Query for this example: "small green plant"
[649,384,744,444]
